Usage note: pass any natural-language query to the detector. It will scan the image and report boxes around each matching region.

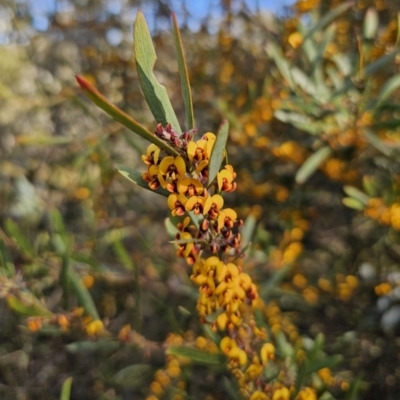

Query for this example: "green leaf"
[207,119,229,187]
[75,75,179,156]
[68,267,100,321]
[172,13,194,130]
[266,41,295,90]
[164,218,179,237]
[222,376,245,400]
[0,238,15,276]
[346,374,364,400]
[5,219,35,258]
[166,346,225,365]
[66,340,120,353]
[116,164,169,197]
[363,128,393,156]
[112,240,134,271]
[17,136,72,146]
[134,12,181,133]
[364,47,400,77]
[241,214,257,257]
[363,8,379,40]
[60,377,73,400]
[342,197,365,210]
[295,146,332,184]
[300,2,354,46]
[343,186,369,204]
[375,74,400,110]
[7,293,53,317]
[274,110,320,135]
[112,364,153,388]
[305,355,342,375]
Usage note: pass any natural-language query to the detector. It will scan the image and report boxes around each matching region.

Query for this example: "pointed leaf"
[207,119,229,187]
[7,293,53,317]
[363,8,379,40]
[134,12,181,133]
[342,197,365,210]
[66,340,120,353]
[343,186,369,204]
[60,377,73,400]
[300,2,354,46]
[172,13,194,130]
[305,355,342,375]
[113,364,153,388]
[75,75,179,156]
[364,47,400,77]
[375,74,400,110]
[296,146,332,184]
[363,128,393,156]
[5,219,35,258]
[116,164,169,197]
[166,346,225,365]
[266,41,295,90]
[68,267,99,320]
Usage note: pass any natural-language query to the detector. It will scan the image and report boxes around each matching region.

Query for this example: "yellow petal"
[187,141,197,161]
[168,194,179,210]
[185,196,198,211]
[159,156,174,174]
[174,156,186,176]
[223,208,237,221]
[203,196,212,215]
[212,194,224,210]
[178,177,190,194]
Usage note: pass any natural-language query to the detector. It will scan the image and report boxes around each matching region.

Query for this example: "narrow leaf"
[363,47,400,77]
[113,364,153,388]
[343,186,369,204]
[375,74,400,110]
[134,12,181,133]
[300,2,354,46]
[75,75,179,156]
[172,13,194,130]
[296,146,332,184]
[66,340,120,353]
[241,214,257,253]
[60,377,73,400]
[305,355,342,375]
[207,119,229,187]
[363,8,379,40]
[68,267,100,321]
[342,197,365,210]
[166,346,225,365]
[7,293,53,317]
[363,128,393,156]
[266,41,295,90]
[116,164,169,197]
[5,219,35,258]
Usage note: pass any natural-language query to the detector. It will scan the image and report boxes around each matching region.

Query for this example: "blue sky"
[29,0,295,32]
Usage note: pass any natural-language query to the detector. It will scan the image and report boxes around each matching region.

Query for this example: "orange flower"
[217,165,237,192]
[141,144,161,165]
[168,193,188,216]
[185,196,206,215]
[203,194,224,218]
[159,156,186,178]
[177,177,204,197]
[142,165,161,190]
[217,208,237,231]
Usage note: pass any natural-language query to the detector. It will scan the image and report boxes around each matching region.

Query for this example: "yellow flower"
[260,343,275,364]
[158,156,187,191]
[86,320,104,336]
[203,194,224,218]
[141,144,161,165]
[227,346,248,368]
[185,196,206,215]
[217,165,237,192]
[296,387,317,400]
[142,165,161,190]
[177,177,204,197]
[272,387,290,400]
[168,193,188,216]
[220,336,237,354]
[217,208,237,231]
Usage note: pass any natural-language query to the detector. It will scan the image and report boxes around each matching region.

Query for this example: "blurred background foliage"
[1,0,400,399]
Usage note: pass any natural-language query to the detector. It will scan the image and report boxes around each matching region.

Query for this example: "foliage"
[1,1,400,399]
